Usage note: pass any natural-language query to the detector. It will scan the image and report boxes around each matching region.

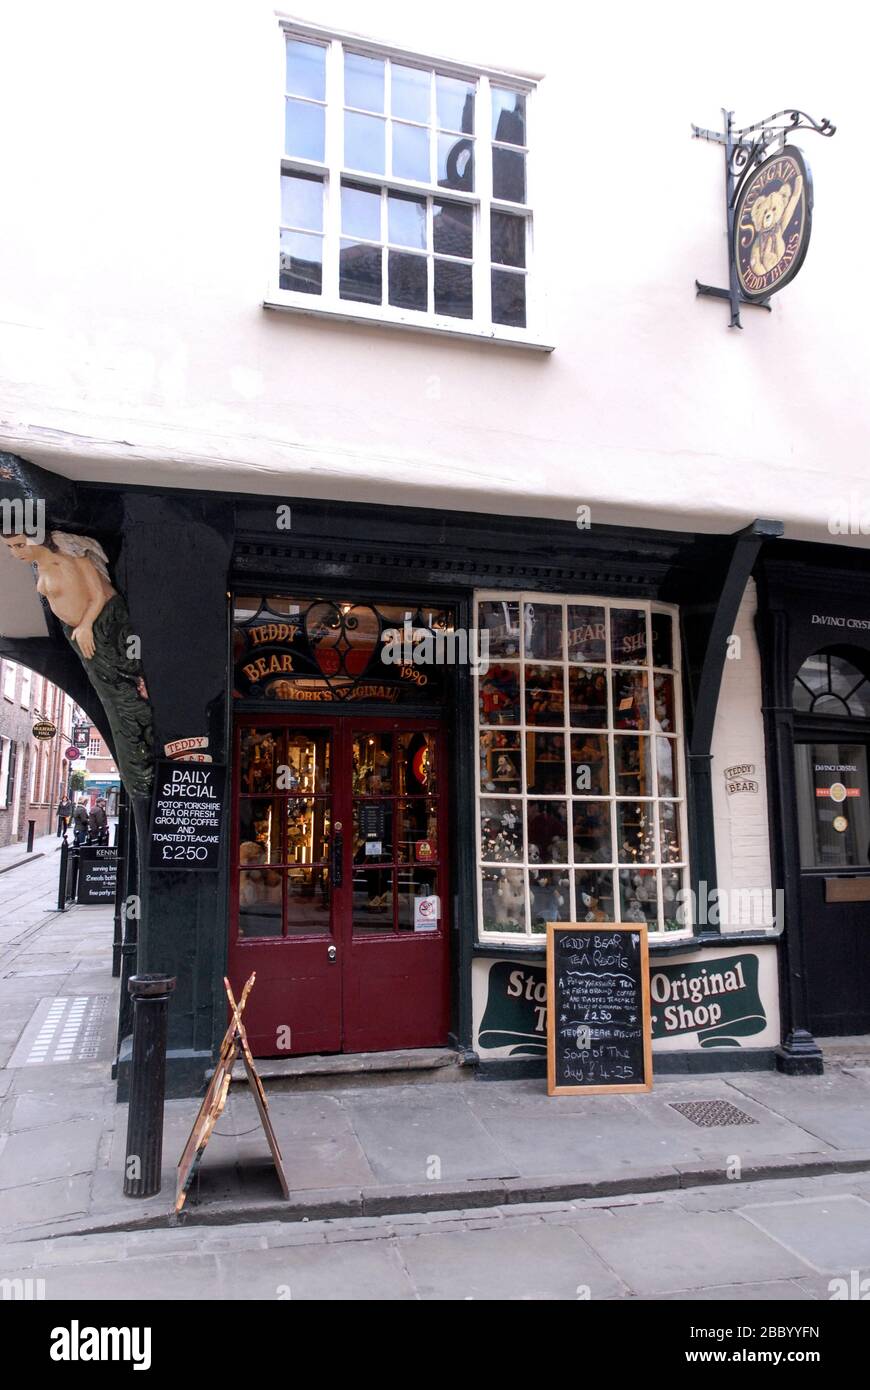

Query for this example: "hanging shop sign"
[734,147,811,300]
[546,924,652,1095]
[65,746,81,762]
[73,724,91,748]
[148,760,227,870]
[233,596,454,704]
[32,717,57,740]
[692,109,835,327]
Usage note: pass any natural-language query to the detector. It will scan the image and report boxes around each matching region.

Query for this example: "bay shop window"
[474,594,690,940]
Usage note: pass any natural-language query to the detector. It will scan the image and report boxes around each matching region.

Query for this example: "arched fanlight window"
[793,650,870,718]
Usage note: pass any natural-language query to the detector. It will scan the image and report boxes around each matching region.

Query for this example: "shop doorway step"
[817,1036,870,1071]
[231,1046,474,1093]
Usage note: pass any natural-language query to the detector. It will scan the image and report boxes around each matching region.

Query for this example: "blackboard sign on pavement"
[546,923,652,1095]
[149,761,226,871]
[76,846,119,905]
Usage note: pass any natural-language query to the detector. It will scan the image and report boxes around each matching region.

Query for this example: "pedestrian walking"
[72,799,89,846]
[56,794,72,837]
[88,798,108,845]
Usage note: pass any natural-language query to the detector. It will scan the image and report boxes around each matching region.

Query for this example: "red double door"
[228,714,450,1056]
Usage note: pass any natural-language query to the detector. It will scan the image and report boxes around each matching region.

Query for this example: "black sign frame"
[734,145,813,302]
[546,923,652,1096]
[149,761,227,872]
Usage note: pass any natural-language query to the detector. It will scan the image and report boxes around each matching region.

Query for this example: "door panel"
[795,738,870,1036]
[228,715,449,1056]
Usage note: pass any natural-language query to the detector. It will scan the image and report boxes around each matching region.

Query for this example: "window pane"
[653,673,676,732]
[396,801,439,863]
[611,609,647,665]
[568,606,607,663]
[286,39,325,100]
[344,52,385,112]
[651,612,674,669]
[397,729,437,794]
[279,230,323,294]
[281,172,323,231]
[576,869,615,922]
[661,869,683,932]
[523,602,562,659]
[493,147,526,202]
[388,191,427,248]
[570,734,609,796]
[339,241,382,304]
[617,802,655,863]
[659,802,682,863]
[572,802,612,864]
[342,182,381,240]
[530,871,570,930]
[613,670,649,730]
[389,251,427,310]
[353,867,394,933]
[480,664,520,725]
[480,798,523,861]
[345,112,385,173]
[569,667,608,728]
[238,869,282,937]
[392,64,431,123]
[480,732,522,792]
[240,728,279,793]
[353,798,393,862]
[478,599,520,657]
[398,866,441,932]
[492,87,526,145]
[352,732,393,793]
[437,134,474,191]
[432,201,472,260]
[481,867,525,932]
[287,797,330,864]
[614,735,652,795]
[285,98,325,161]
[392,121,430,181]
[619,868,658,926]
[526,733,565,794]
[436,75,475,133]
[527,800,568,862]
[491,211,526,267]
[525,664,565,725]
[239,798,281,862]
[286,868,331,936]
[656,737,678,797]
[492,270,526,328]
[434,257,473,318]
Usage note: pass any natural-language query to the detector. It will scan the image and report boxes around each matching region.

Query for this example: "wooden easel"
[175,973,289,1212]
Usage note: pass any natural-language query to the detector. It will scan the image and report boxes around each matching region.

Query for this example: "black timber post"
[756,592,823,1074]
[686,519,783,922]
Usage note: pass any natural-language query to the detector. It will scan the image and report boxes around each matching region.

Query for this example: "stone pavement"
[3,846,870,1250]
[2,1170,870,1300]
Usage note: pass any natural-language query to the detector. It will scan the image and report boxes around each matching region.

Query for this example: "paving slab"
[339,1086,513,1183]
[728,1072,870,1150]
[214,1241,414,1300]
[739,1193,870,1273]
[0,1174,91,1231]
[0,1117,103,1188]
[398,1220,626,1300]
[575,1205,809,1295]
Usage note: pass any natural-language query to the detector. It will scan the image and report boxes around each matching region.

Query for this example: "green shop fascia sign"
[478,953,767,1056]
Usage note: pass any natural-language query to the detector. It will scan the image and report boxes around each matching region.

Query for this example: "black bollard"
[26,820,35,853]
[57,836,68,913]
[123,974,176,1198]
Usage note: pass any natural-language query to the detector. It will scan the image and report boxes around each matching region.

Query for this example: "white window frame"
[0,738,10,809]
[2,661,15,702]
[266,20,552,351]
[19,666,32,709]
[473,591,692,944]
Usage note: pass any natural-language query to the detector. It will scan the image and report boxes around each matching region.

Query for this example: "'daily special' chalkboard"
[546,923,652,1095]
[149,761,226,870]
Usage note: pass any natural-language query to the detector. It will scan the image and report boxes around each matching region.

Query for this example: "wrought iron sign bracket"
[693,108,835,327]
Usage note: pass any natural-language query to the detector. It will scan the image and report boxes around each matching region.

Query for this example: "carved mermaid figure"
[3,531,154,795]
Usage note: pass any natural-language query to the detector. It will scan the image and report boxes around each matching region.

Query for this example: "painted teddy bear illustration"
[749,174,803,277]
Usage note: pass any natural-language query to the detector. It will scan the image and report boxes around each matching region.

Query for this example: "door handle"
[331,826,343,887]
[327,944,337,962]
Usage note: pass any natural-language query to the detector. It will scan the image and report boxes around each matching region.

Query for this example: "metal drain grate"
[669,1099,758,1128]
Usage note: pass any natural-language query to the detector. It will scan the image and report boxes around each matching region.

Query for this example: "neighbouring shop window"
[795,742,870,870]
[474,594,689,939]
[276,28,534,336]
[794,652,870,717]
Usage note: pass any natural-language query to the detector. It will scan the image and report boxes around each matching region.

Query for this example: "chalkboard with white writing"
[149,761,226,871]
[546,923,652,1095]
[76,846,119,905]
